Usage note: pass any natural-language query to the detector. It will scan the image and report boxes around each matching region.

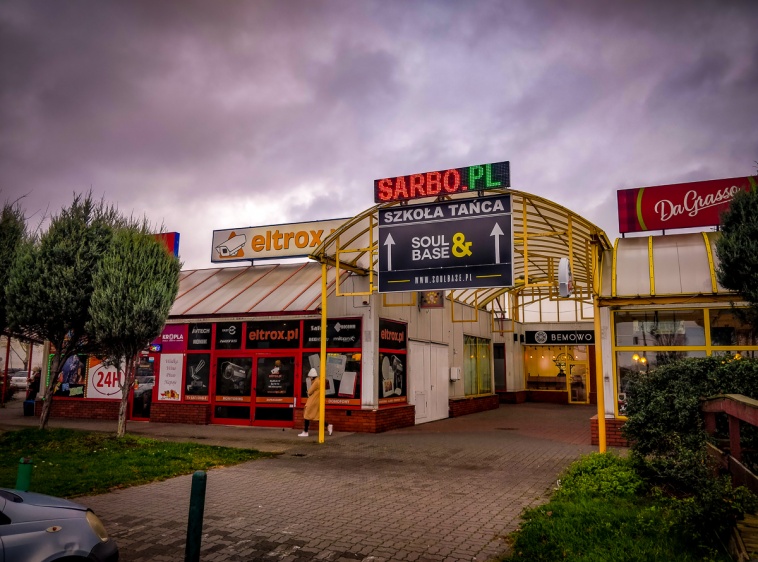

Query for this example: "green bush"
[622,356,758,549]
[554,452,644,501]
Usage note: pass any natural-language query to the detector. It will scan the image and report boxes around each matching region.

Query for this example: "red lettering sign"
[617,176,757,233]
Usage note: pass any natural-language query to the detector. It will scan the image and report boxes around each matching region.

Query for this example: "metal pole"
[16,457,32,491]
[592,242,607,452]
[319,262,328,444]
[185,471,207,562]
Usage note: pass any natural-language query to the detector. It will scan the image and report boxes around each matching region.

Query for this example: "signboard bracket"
[334,214,377,297]
[449,290,479,324]
[382,292,417,308]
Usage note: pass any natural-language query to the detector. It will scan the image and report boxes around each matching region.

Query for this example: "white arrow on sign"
[490,223,504,264]
[384,233,395,271]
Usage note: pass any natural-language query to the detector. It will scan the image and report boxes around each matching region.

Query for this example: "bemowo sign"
[212,218,347,263]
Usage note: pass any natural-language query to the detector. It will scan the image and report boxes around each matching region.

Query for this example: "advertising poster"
[48,353,87,398]
[185,353,210,401]
[158,354,183,401]
[301,352,361,405]
[256,356,294,403]
[379,319,408,404]
[157,324,187,353]
[86,357,124,400]
[215,356,252,401]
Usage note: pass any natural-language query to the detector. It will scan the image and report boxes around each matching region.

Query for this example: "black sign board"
[378,319,407,351]
[246,320,301,349]
[378,195,513,293]
[187,323,213,350]
[303,318,362,349]
[214,322,243,349]
[524,330,595,345]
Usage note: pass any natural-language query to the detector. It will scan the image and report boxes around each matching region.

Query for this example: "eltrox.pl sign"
[378,195,513,293]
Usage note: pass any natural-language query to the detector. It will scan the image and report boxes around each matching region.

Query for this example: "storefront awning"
[170,261,346,317]
[600,231,731,300]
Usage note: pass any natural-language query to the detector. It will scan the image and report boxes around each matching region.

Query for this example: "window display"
[464,335,491,395]
[215,356,252,400]
[378,319,407,405]
[184,353,210,400]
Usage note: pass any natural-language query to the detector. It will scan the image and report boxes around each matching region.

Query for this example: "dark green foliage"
[87,226,180,437]
[0,201,27,333]
[87,227,180,361]
[622,356,758,547]
[716,181,758,324]
[503,453,728,562]
[553,452,644,501]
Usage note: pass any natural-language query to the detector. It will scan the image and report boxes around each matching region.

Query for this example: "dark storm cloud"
[1,0,757,267]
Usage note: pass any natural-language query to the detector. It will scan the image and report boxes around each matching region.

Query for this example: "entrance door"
[409,342,449,424]
[568,362,589,404]
[130,353,156,421]
[211,353,298,426]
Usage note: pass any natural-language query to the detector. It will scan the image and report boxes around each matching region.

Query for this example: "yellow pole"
[319,262,328,444]
[592,242,607,452]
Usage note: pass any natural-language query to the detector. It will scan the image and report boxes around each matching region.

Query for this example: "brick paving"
[0,400,600,561]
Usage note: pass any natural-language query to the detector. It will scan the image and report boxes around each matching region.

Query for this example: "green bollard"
[16,457,32,492]
[185,470,207,562]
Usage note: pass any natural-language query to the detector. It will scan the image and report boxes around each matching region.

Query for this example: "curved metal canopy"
[309,189,612,311]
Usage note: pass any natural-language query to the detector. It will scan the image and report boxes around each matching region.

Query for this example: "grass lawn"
[0,427,273,498]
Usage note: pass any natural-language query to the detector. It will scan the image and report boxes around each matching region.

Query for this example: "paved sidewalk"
[0,398,599,561]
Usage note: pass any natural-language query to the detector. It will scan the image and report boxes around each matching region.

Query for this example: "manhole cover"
[496,427,518,431]
[290,453,307,457]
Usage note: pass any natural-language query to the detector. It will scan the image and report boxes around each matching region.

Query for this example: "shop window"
[301,352,362,402]
[463,335,491,395]
[524,346,568,391]
[709,309,758,347]
[616,350,706,415]
[614,310,705,347]
[184,353,210,401]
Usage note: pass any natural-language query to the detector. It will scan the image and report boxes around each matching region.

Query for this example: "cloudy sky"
[2,1,757,269]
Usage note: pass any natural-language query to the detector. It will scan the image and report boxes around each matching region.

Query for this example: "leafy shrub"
[622,356,758,548]
[554,452,644,501]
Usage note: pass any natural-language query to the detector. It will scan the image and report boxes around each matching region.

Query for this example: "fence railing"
[701,394,758,495]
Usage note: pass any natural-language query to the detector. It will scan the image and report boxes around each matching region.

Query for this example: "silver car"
[0,488,119,561]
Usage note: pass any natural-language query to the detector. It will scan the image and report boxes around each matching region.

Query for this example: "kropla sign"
[374,161,510,204]
[617,176,757,233]
[212,218,347,263]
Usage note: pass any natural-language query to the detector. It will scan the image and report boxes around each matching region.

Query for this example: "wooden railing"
[701,394,758,495]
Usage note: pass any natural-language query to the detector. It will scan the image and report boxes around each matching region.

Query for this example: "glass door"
[253,354,298,428]
[211,354,253,425]
[568,362,589,404]
[130,353,156,421]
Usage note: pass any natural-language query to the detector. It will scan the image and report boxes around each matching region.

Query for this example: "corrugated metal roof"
[169,261,343,317]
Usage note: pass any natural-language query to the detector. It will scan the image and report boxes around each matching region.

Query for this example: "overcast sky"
[2,1,757,269]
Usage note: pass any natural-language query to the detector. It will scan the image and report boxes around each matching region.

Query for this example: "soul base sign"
[378,195,513,293]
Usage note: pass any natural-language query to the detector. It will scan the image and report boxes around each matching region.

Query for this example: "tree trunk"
[116,356,136,438]
[38,352,61,430]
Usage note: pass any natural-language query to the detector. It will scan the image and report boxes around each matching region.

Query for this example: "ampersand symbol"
[452,232,473,258]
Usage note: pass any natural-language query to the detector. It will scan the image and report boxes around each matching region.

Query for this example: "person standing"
[27,367,41,401]
[299,368,333,437]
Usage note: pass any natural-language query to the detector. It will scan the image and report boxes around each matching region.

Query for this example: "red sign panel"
[617,176,757,233]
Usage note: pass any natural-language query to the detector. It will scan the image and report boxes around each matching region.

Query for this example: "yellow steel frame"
[450,290,479,323]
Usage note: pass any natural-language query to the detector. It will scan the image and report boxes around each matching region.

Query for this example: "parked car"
[10,371,28,392]
[0,488,119,561]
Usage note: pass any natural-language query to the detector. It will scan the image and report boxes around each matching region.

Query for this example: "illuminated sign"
[153,232,180,257]
[374,161,510,203]
[378,195,513,292]
[617,176,757,233]
[211,218,347,263]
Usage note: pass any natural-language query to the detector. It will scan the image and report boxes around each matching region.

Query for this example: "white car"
[10,373,28,391]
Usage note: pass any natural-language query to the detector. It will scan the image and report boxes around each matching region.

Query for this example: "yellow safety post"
[319,262,328,444]
[592,241,607,452]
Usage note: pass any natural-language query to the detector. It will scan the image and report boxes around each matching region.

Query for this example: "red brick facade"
[590,415,629,447]
[151,402,210,424]
[295,405,416,433]
[34,399,120,420]
[448,395,500,417]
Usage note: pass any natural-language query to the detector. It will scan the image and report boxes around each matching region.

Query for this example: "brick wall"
[590,415,629,447]
[151,402,210,425]
[448,395,500,417]
[34,399,120,420]
[294,405,416,433]
[498,391,527,404]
